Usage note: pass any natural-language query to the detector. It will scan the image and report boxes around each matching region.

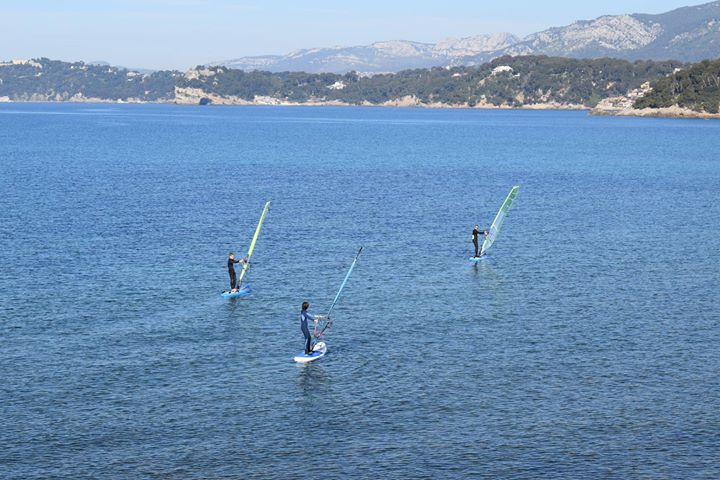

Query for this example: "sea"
[1,103,718,479]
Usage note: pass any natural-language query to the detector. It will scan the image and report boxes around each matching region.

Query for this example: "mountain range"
[213,1,720,73]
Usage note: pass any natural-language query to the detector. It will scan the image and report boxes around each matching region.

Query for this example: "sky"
[0,0,708,70]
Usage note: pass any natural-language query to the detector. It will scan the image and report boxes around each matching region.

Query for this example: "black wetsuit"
[472,228,481,257]
[300,310,315,354]
[228,258,241,290]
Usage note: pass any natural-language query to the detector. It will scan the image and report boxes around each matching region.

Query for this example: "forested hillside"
[0,58,178,101]
[182,56,683,107]
[634,58,720,113]
[0,56,685,108]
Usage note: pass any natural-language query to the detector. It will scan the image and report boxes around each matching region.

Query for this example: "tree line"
[634,58,720,113]
[2,55,707,110]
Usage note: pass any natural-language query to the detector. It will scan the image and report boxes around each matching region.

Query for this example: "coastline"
[591,105,720,120]
[2,93,717,119]
[0,92,588,111]
[588,91,720,119]
[174,87,590,110]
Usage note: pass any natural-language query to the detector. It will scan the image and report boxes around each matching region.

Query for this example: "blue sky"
[0,0,706,70]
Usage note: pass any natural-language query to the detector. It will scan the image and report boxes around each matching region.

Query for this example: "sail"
[327,247,363,317]
[480,186,520,256]
[237,201,271,286]
[318,247,363,337]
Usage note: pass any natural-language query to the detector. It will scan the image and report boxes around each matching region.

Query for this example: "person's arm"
[311,314,328,337]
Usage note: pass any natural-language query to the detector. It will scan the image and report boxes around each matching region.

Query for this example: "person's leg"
[473,238,479,257]
[230,271,236,290]
[302,323,312,354]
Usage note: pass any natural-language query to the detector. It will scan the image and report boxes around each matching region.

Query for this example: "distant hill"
[634,58,720,113]
[212,1,720,73]
[212,34,520,74]
[481,1,720,63]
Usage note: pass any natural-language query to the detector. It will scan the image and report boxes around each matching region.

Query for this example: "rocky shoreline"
[591,105,720,119]
[587,81,720,119]
[124,87,591,111]
[2,90,717,119]
[0,89,588,111]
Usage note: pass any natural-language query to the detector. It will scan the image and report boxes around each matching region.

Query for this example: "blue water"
[1,104,718,479]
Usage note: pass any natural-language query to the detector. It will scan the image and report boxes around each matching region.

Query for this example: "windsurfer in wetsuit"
[472,225,489,258]
[300,302,327,355]
[227,252,248,292]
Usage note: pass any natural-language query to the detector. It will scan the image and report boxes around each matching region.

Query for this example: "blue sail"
[317,247,363,337]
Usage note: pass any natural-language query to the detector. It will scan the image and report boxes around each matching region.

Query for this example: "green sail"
[237,201,271,286]
[480,186,520,256]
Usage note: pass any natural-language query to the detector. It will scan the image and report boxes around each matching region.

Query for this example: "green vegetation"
[634,58,720,114]
[0,56,685,108]
[182,69,345,103]
[184,56,683,107]
[0,58,178,101]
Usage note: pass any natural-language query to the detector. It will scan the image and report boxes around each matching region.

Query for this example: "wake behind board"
[221,285,251,298]
[294,341,327,363]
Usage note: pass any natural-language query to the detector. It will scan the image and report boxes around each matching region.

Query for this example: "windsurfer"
[472,225,489,258]
[300,302,327,355]
[227,252,248,292]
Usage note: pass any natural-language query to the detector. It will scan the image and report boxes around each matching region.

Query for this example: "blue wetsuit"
[300,310,315,354]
